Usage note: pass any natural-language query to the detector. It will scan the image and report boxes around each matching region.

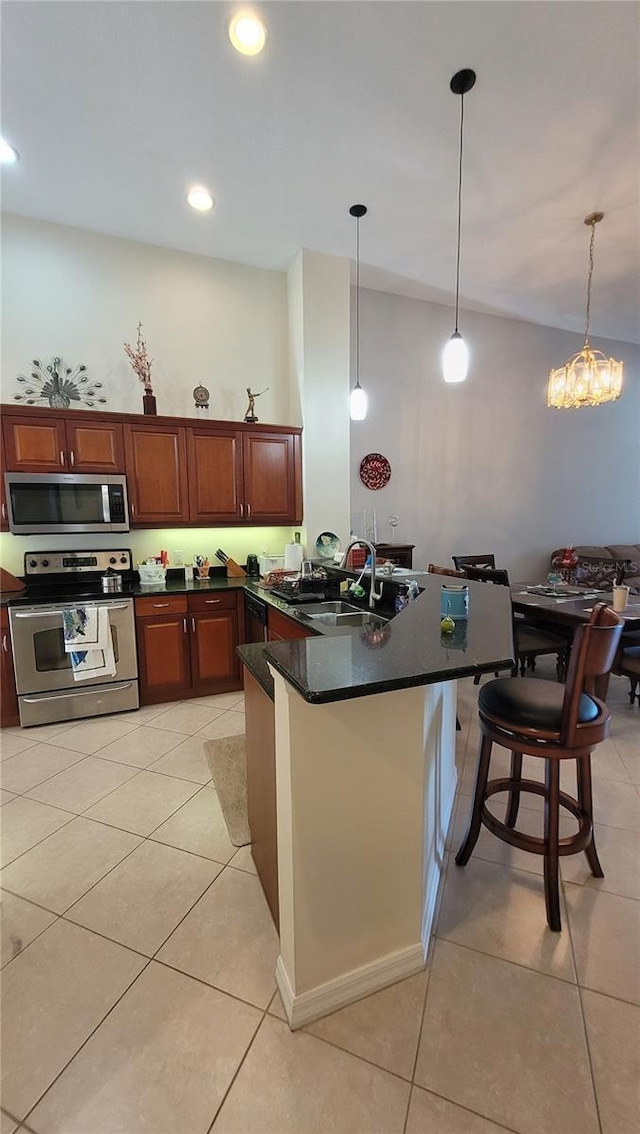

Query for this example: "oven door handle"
[22,682,135,703]
[13,603,132,618]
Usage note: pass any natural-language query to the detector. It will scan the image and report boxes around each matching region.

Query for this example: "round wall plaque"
[359,452,391,491]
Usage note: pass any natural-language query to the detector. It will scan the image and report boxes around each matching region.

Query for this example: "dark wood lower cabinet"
[1,607,20,728]
[135,598,191,704]
[244,669,278,929]
[135,591,244,704]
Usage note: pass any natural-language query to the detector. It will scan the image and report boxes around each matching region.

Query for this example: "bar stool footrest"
[482,777,593,856]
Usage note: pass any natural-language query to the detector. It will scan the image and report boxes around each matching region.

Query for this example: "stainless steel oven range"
[9,549,139,727]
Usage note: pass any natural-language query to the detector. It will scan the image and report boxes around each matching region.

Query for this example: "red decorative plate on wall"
[359,452,392,490]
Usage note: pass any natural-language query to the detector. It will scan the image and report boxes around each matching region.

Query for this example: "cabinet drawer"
[188,590,238,614]
[135,595,188,617]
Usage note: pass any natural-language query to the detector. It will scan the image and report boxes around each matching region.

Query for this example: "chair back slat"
[428,564,466,578]
[464,565,510,587]
[452,554,496,571]
[561,604,623,745]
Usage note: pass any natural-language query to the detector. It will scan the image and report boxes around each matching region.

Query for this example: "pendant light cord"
[355,214,360,386]
[454,91,465,333]
[584,220,596,346]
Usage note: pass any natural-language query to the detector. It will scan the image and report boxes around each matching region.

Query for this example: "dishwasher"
[245,591,268,643]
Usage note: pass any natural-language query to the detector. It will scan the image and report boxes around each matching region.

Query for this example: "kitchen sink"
[290,600,389,629]
[306,611,389,628]
[294,601,365,616]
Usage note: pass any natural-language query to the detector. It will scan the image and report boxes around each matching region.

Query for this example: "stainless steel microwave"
[4,473,130,534]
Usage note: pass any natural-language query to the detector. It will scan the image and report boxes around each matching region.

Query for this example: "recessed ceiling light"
[0,137,19,164]
[187,186,214,212]
[229,12,266,56]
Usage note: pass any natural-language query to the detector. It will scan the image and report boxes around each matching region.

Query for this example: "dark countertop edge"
[265,653,516,705]
[237,643,274,700]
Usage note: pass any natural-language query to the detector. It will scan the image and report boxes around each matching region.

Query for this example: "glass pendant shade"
[548,347,623,409]
[349,382,368,421]
[442,331,469,384]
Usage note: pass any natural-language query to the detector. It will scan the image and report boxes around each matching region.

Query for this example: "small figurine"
[244,386,269,423]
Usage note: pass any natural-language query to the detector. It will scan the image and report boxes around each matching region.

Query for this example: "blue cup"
[440,584,469,621]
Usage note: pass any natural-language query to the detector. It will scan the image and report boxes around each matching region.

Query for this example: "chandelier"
[548,212,623,409]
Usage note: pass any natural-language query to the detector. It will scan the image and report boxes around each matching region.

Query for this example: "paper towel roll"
[284,542,304,571]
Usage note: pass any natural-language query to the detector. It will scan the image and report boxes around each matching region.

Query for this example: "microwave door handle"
[102,484,110,523]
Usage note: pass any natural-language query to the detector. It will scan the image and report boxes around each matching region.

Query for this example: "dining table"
[511,584,640,630]
[511,583,640,699]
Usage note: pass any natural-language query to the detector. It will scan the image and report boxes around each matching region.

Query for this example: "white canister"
[284,542,304,571]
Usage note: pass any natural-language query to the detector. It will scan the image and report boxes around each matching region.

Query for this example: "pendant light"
[349,204,368,421]
[442,68,476,384]
[547,213,623,408]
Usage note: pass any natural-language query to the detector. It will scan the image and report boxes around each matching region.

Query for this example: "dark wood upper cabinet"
[124,423,189,525]
[0,405,303,528]
[2,415,67,472]
[66,420,125,473]
[243,431,301,524]
[187,427,244,523]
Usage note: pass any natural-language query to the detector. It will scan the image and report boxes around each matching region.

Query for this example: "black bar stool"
[456,603,623,931]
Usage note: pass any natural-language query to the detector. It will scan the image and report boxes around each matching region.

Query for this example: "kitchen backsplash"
[0,527,307,577]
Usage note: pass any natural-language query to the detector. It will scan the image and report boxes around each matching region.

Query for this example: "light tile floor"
[0,674,638,1134]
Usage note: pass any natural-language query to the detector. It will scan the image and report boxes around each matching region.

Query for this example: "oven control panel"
[24,550,132,576]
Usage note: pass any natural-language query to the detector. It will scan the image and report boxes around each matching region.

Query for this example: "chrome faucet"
[340,540,383,610]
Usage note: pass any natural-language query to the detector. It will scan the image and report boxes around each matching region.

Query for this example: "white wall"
[350,287,640,578]
[1,214,291,425]
[287,250,351,554]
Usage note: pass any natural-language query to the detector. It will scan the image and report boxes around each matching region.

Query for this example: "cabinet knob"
[2,634,8,654]
[153,602,169,608]
[69,450,75,466]
[1,503,6,521]
[191,617,196,632]
[246,502,251,518]
[59,451,65,466]
[205,599,221,604]
[183,618,187,634]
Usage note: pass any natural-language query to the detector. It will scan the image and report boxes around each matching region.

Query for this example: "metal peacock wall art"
[13,357,107,408]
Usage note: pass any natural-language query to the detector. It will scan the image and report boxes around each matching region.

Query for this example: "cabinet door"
[242,432,301,524]
[0,427,8,531]
[0,609,20,727]
[187,427,243,523]
[2,415,67,472]
[136,614,191,703]
[190,608,241,693]
[66,420,125,473]
[124,424,188,525]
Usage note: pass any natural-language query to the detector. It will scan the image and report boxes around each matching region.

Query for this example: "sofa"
[550,545,640,593]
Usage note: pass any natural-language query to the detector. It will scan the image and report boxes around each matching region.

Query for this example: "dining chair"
[464,565,570,681]
[452,554,496,571]
[612,631,640,705]
[456,603,623,930]
[427,563,466,578]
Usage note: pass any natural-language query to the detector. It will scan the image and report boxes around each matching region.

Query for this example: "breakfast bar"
[239,575,514,1027]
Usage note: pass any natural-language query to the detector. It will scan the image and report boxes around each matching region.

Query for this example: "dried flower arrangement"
[123,323,154,396]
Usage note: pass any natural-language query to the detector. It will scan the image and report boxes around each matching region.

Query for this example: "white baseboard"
[276,942,426,1030]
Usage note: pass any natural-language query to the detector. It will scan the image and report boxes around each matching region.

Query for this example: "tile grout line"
[561,869,605,1134]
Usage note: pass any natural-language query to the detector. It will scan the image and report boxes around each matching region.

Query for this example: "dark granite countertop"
[262,575,515,704]
[2,568,515,707]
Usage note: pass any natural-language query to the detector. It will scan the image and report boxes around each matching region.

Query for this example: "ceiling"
[2,1,639,343]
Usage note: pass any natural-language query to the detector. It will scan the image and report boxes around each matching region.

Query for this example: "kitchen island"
[238,575,514,1028]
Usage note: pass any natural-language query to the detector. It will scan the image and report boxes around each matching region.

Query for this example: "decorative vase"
[143,393,157,415]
